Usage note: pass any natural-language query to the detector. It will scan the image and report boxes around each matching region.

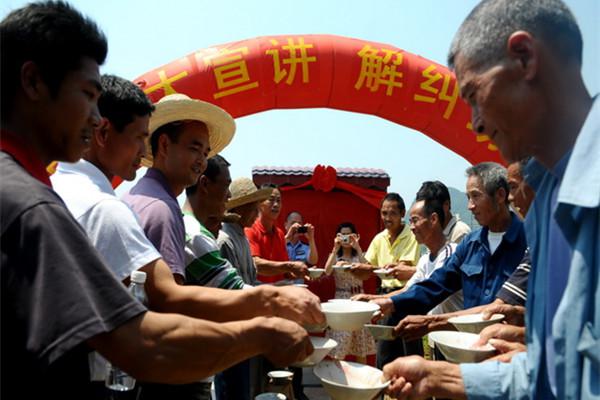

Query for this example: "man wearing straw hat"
[218,177,273,287]
[121,93,322,399]
[123,93,235,285]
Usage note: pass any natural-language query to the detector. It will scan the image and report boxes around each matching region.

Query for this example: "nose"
[90,104,101,128]
[471,108,485,133]
[468,199,475,210]
[508,191,515,204]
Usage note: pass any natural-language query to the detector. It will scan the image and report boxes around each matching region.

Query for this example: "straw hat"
[226,178,273,210]
[142,93,236,167]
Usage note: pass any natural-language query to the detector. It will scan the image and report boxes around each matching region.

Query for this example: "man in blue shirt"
[374,162,527,323]
[382,1,599,399]
[284,211,319,266]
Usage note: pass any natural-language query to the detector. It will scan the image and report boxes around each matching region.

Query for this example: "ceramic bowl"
[267,370,293,380]
[364,324,395,341]
[308,268,325,279]
[254,393,286,400]
[313,360,389,400]
[448,313,505,334]
[428,331,496,363]
[291,337,338,367]
[321,301,380,331]
[373,268,393,280]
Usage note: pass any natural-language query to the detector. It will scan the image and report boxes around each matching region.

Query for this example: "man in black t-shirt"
[1,3,313,399]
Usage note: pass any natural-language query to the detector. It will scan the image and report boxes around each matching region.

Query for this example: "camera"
[341,234,350,244]
[297,225,308,233]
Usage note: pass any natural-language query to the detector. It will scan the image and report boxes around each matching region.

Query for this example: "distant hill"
[448,186,480,230]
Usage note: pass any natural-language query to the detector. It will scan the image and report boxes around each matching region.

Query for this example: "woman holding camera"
[324,222,376,363]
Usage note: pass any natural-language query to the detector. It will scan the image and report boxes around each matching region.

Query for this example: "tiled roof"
[252,166,389,179]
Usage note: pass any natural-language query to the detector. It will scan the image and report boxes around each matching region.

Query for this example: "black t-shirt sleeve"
[495,250,531,306]
[1,201,146,367]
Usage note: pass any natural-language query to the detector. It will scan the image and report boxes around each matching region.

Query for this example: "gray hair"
[466,162,509,202]
[448,0,582,71]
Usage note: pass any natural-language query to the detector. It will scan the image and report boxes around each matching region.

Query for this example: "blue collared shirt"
[390,212,527,320]
[461,96,600,400]
[287,240,311,263]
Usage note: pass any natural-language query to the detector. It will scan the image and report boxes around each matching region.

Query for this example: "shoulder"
[1,154,68,227]
[86,198,146,234]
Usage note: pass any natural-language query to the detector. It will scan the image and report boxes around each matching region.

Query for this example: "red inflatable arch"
[135,34,504,165]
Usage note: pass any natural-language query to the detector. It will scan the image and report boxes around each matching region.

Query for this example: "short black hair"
[1,1,107,118]
[416,181,450,227]
[382,192,406,211]
[185,155,231,197]
[99,75,155,132]
[416,181,450,204]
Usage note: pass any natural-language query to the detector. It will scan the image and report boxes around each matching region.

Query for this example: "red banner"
[135,34,504,165]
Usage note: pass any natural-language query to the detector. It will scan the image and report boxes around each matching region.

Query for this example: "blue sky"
[3,0,598,203]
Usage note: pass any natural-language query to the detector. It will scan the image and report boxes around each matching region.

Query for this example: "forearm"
[324,250,337,275]
[158,284,272,322]
[254,256,290,276]
[307,240,319,265]
[90,312,267,384]
[355,247,367,263]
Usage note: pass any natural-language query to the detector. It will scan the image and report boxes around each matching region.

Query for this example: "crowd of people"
[1,0,598,400]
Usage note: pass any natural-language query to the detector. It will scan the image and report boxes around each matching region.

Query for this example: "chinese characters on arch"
[136,34,504,165]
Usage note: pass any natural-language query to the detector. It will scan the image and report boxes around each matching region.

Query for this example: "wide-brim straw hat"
[226,177,273,210]
[142,93,236,167]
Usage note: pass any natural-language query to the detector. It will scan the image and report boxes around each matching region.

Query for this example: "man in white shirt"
[51,74,323,398]
[415,181,471,245]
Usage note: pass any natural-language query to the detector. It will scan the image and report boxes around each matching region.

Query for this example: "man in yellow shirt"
[349,192,420,367]
[350,192,420,289]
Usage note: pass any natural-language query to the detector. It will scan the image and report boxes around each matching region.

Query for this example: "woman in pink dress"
[324,222,376,363]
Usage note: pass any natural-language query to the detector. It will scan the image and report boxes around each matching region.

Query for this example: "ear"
[198,174,210,193]
[506,31,538,81]
[430,212,440,226]
[20,61,48,101]
[93,118,110,148]
[157,133,170,159]
[496,187,508,207]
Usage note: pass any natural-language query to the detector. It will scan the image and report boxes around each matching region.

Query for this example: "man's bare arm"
[89,312,312,384]
[140,259,323,324]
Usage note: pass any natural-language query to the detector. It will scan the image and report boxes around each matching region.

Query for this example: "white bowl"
[322,301,380,331]
[448,313,505,334]
[291,337,338,367]
[255,393,286,400]
[313,360,389,400]
[267,370,293,380]
[308,268,325,279]
[364,324,395,341]
[428,331,496,363]
[373,268,393,280]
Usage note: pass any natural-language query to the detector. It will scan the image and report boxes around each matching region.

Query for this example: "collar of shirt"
[0,130,52,187]
[468,211,521,246]
[183,211,215,239]
[56,159,115,195]
[558,95,600,209]
[443,215,458,237]
[225,221,245,236]
[385,223,411,246]
[145,168,177,200]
